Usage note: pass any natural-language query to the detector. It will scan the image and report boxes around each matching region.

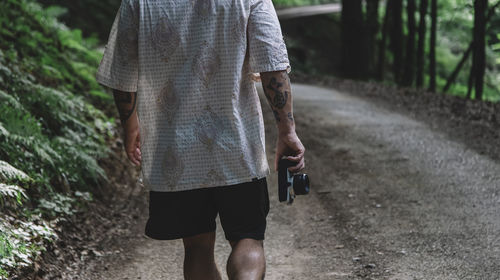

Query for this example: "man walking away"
[96,0,305,279]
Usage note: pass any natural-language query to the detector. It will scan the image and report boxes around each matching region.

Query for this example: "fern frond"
[0,183,28,206]
[0,161,31,184]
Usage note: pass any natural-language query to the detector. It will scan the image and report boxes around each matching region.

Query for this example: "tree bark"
[340,0,367,79]
[366,0,380,78]
[472,0,487,100]
[402,0,417,86]
[376,0,393,81]
[416,0,428,88]
[390,0,403,84]
[429,0,437,92]
[443,43,473,93]
[467,54,475,98]
[443,1,500,93]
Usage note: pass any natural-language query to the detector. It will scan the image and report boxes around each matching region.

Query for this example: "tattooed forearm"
[113,89,137,124]
[272,109,281,122]
[265,77,288,109]
[260,70,295,132]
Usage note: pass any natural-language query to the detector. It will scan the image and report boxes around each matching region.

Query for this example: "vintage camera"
[278,157,310,204]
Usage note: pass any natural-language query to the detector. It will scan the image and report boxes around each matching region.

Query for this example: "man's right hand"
[275,131,305,173]
[113,89,141,166]
[123,112,141,166]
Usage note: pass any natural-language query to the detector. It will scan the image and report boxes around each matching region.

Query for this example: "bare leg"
[182,231,222,280]
[226,239,266,280]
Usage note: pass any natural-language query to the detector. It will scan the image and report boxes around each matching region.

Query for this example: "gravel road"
[89,82,500,280]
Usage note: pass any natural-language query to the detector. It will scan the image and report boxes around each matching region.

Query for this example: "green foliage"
[0,0,116,277]
[0,183,28,207]
[0,0,110,105]
[371,0,500,99]
[434,0,500,100]
[37,193,77,216]
[0,214,57,275]
[37,0,122,42]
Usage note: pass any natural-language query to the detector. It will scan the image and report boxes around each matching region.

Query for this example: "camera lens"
[292,174,310,195]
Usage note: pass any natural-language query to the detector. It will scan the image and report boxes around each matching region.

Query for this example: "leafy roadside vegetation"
[0,0,114,278]
[37,0,121,42]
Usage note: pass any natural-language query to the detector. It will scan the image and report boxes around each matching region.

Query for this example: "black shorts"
[144,177,270,241]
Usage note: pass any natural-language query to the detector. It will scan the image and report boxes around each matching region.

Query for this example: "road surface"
[88,82,500,279]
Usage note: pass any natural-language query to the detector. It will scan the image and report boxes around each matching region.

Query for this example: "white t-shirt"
[96,0,292,192]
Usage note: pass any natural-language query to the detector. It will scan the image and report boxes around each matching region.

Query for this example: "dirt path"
[87,83,500,280]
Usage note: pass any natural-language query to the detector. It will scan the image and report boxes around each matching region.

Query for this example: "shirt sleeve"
[96,0,139,92]
[247,0,292,80]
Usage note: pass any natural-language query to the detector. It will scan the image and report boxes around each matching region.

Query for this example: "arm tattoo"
[265,77,288,109]
[272,109,281,122]
[113,90,137,124]
[261,70,293,126]
[287,112,294,123]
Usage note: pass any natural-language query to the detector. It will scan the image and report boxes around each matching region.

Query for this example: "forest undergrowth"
[0,0,121,278]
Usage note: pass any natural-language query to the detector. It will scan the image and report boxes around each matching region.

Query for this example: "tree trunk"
[443,1,500,93]
[467,54,475,98]
[366,0,380,78]
[443,43,473,93]
[340,0,367,79]
[429,0,437,92]
[390,0,403,83]
[402,0,417,86]
[472,0,487,100]
[376,0,393,81]
[416,0,428,88]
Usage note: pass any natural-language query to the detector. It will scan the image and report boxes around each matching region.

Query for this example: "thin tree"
[467,54,476,98]
[471,0,488,100]
[376,0,393,81]
[340,0,367,79]
[443,1,500,93]
[416,0,428,88]
[445,44,473,94]
[366,0,380,77]
[402,0,417,86]
[390,0,403,83]
[429,0,437,92]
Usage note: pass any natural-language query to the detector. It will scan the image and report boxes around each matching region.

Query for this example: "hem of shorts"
[95,72,138,92]
[144,227,216,241]
[225,232,266,242]
[148,168,271,192]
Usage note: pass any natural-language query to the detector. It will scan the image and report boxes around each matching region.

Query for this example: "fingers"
[275,154,305,173]
[287,157,305,173]
[135,147,142,161]
[127,146,141,166]
[285,148,305,172]
[125,128,142,166]
[127,151,141,166]
[275,146,305,172]
[285,149,304,162]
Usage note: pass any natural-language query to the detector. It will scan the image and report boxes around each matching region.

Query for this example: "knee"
[183,232,215,255]
[227,239,265,279]
[230,248,264,267]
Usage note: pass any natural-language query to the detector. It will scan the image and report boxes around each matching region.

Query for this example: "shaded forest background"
[282,0,500,101]
[1,0,500,278]
[34,0,500,100]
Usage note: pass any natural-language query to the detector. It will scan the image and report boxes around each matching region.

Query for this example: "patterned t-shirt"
[96,0,292,192]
